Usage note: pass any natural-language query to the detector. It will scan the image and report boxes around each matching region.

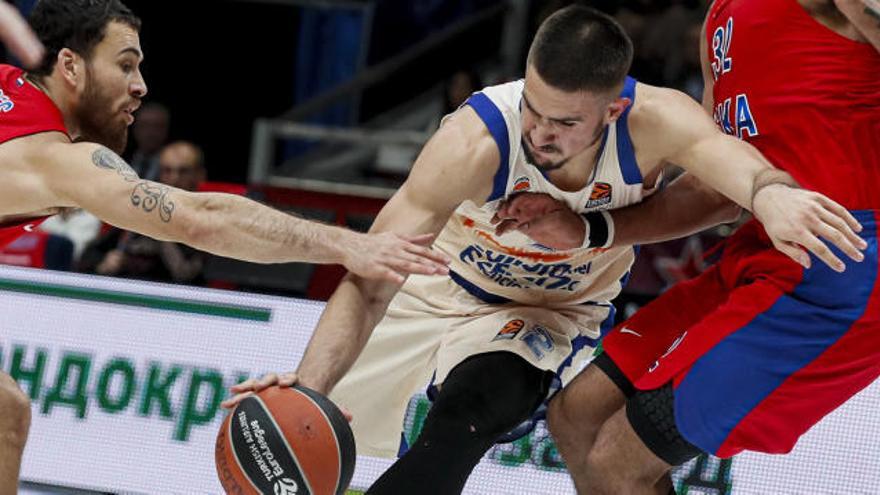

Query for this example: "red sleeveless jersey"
[707,0,880,209]
[0,64,68,248]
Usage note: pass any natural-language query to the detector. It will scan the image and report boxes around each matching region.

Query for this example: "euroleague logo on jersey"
[585,182,612,208]
[512,176,531,192]
[0,88,14,113]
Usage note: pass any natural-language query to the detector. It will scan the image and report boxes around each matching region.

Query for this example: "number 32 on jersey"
[711,17,760,139]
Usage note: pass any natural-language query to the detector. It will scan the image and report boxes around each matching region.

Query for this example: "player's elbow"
[171,192,224,250]
[718,200,743,224]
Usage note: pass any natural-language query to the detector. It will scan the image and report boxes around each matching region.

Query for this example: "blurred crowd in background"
[0,0,729,321]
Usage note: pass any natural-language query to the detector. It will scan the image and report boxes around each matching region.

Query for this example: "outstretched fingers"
[221,372,298,409]
[814,204,867,262]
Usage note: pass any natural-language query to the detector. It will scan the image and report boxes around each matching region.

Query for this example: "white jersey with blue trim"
[433,76,652,308]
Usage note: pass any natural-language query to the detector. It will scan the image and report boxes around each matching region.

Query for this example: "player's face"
[521,66,609,171]
[76,21,147,154]
[159,150,203,191]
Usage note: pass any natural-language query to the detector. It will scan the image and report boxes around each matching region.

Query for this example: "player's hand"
[96,249,125,275]
[492,192,561,234]
[752,184,867,272]
[0,2,44,68]
[342,232,450,284]
[221,371,298,410]
[491,193,585,249]
[221,372,353,422]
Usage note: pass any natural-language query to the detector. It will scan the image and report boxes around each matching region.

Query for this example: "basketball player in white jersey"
[224,6,865,493]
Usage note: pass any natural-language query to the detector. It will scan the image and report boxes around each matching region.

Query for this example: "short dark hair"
[28,0,141,78]
[527,5,633,94]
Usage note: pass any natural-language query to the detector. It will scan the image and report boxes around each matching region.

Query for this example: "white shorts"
[328,274,612,458]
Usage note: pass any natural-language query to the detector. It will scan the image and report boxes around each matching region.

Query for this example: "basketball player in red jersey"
[0,1,451,492]
[547,1,880,493]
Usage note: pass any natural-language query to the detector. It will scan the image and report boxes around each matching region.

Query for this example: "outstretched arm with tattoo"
[20,135,449,283]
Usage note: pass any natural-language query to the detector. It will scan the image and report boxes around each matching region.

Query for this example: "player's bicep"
[369,185,452,239]
[370,106,498,237]
[34,141,188,240]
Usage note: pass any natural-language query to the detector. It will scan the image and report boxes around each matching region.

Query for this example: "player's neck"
[25,73,83,141]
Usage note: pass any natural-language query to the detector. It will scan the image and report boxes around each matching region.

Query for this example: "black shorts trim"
[592,351,636,398]
[625,384,703,466]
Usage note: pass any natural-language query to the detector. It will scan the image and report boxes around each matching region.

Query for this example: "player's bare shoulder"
[627,82,703,130]
[406,105,499,206]
[436,105,500,176]
[625,82,712,175]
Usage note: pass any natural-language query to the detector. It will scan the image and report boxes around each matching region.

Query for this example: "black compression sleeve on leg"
[367,352,553,495]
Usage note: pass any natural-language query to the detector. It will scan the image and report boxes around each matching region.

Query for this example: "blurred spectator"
[442,67,483,115]
[424,67,485,132]
[638,3,705,98]
[679,19,705,100]
[38,208,101,260]
[79,141,207,285]
[375,67,484,181]
[127,102,170,180]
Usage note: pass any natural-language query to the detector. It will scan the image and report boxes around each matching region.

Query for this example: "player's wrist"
[749,170,800,212]
[333,229,361,266]
[580,210,615,249]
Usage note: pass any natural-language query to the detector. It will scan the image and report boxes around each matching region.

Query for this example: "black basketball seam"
[293,390,343,495]
[254,394,316,495]
[228,409,263,494]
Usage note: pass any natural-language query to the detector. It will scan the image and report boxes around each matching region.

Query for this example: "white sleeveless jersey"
[433,76,652,307]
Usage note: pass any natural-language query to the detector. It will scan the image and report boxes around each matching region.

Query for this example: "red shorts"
[604,213,880,457]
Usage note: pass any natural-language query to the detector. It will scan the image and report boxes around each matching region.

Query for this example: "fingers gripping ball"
[215,385,356,495]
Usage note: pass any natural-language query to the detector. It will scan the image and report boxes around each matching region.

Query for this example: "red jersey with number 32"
[0,64,68,248]
[706,0,880,209]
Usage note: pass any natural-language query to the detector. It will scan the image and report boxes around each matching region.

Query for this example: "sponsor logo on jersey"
[585,182,612,208]
[0,88,14,113]
[493,319,525,341]
[512,176,531,192]
[15,77,24,88]
[460,243,593,292]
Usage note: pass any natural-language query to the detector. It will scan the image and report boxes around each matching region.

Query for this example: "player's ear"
[604,96,631,125]
[57,48,85,90]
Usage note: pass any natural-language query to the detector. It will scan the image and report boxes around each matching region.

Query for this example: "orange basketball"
[215,385,356,495]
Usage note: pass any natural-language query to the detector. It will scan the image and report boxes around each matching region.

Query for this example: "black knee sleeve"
[626,384,703,466]
[367,352,553,495]
[431,352,553,439]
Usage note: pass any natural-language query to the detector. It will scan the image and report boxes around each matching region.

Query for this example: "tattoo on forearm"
[91,147,139,182]
[131,181,175,222]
